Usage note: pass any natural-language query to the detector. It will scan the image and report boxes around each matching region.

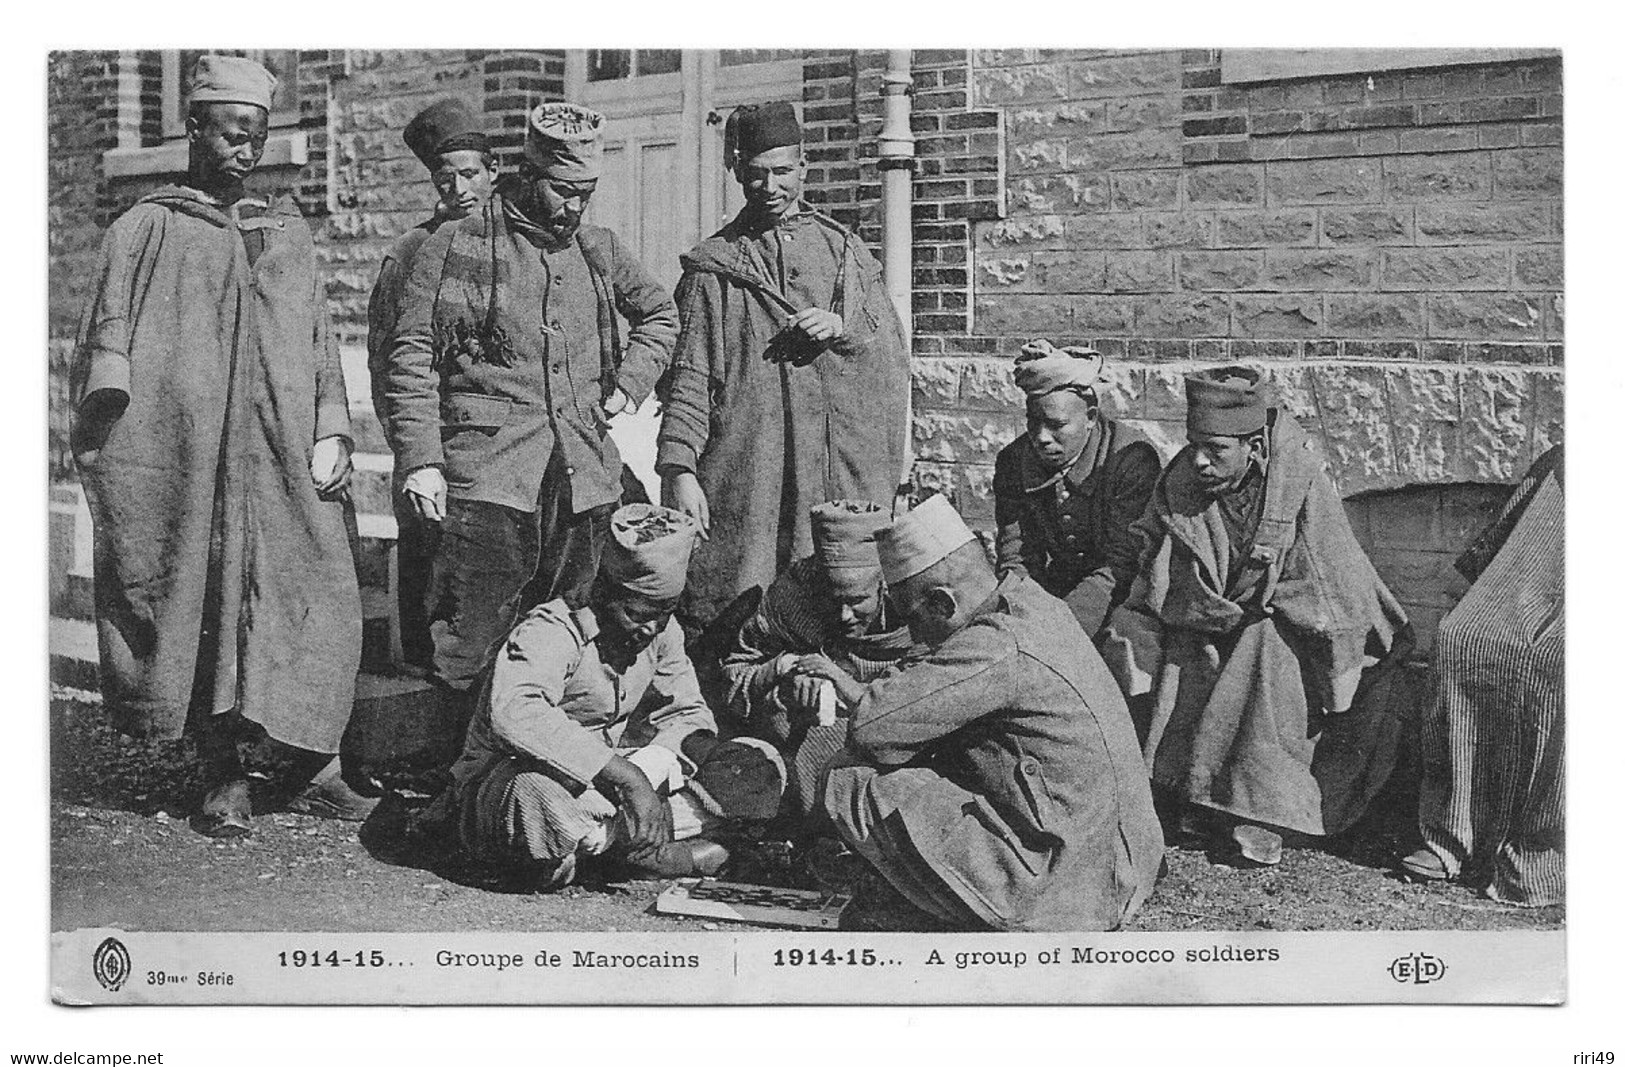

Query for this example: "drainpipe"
[877,50,915,491]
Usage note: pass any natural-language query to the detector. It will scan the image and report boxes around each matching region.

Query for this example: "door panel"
[572,52,804,496]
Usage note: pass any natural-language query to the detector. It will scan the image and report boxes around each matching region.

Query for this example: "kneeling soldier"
[821,496,1164,931]
[425,504,785,888]
[993,340,1162,638]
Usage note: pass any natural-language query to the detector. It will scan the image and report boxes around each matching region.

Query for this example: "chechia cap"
[188,54,276,111]
[876,495,977,587]
[811,500,889,597]
[404,98,490,171]
[601,504,697,601]
[1185,365,1271,436]
[525,102,606,181]
[725,101,802,166]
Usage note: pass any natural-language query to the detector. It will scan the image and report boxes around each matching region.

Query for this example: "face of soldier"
[1189,431,1264,496]
[1026,389,1098,473]
[186,103,269,195]
[891,573,958,648]
[596,591,677,666]
[737,144,804,221]
[432,149,498,219]
[520,163,597,241]
[827,582,883,640]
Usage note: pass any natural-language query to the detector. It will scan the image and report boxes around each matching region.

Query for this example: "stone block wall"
[912,48,1563,533]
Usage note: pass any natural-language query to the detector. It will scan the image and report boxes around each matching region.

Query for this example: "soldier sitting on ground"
[414,504,786,889]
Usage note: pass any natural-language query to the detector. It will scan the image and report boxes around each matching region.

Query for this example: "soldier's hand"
[603,388,635,417]
[311,436,353,500]
[599,755,674,851]
[779,674,827,720]
[788,654,865,708]
[404,466,448,523]
[788,308,844,343]
[662,471,710,539]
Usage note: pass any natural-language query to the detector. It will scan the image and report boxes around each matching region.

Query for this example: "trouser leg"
[394,490,440,672]
[516,449,614,615]
[822,763,986,928]
[427,499,534,694]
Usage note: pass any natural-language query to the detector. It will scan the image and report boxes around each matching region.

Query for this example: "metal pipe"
[877,49,915,489]
[877,50,915,350]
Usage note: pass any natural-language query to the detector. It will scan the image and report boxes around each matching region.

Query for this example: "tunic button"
[566,466,575,476]
[1020,757,1040,774]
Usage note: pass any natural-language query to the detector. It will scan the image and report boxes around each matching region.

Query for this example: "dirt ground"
[49,688,1562,934]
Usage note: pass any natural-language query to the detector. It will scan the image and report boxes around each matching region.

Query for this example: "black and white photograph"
[23,27,1599,1042]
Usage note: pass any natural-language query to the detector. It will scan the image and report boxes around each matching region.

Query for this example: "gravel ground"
[50,688,1562,934]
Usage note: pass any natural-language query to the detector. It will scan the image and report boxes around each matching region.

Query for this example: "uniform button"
[553,362,563,372]
[1060,513,1074,524]
[1065,535,1078,545]
[1020,757,1040,774]
[565,466,575,476]
[1058,489,1069,500]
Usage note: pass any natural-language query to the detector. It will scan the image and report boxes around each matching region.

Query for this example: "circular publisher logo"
[93,936,131,992]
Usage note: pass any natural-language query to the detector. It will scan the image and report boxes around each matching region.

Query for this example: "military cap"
[602,504,698,601]
[877,494,977,587]
[188,54,276,111]
[404,98,490,171]
[811,499,889,597]
[726,101,802,166]
[525,102,606,181]
[1185,366,1271,436]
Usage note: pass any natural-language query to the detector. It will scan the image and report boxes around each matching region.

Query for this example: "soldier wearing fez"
[418,505,787,887]
[657,101,912,643]
[821,496,1164,932]
[1102,367,1410,867]
[367,98,499,670]
[383,103,678,728]
[71,55,374,837]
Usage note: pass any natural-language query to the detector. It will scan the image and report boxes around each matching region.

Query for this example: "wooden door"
[569,50,803,494]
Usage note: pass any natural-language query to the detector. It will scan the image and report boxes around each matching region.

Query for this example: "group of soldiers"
[67,54,1563,933]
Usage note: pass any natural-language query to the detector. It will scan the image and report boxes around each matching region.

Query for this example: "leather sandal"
[1231,823,1283,866]
[1398,847,1449,882]
[283,757,381,822]
[192,778,254,838]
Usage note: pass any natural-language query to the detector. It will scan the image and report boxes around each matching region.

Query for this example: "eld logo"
[1388,953,1447,985]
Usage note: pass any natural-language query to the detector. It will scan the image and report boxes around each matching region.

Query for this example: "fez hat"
[1014,338,1105,398]
[877,495,977,587]
[811,500,889,597]
[188,54,277,112]
[404,98,490,171]
[1185,366,1271,436]
[601,504,698,601]
[525,102,606,181]
[726,101,802,167]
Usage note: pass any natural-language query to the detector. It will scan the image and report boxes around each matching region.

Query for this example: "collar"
[1020,420,1105,496]
[742,200,814,236]
[570,604,602,645]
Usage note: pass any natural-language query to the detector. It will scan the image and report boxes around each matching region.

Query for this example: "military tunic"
[823,575,1164,932]
[993,417,1162,637]
[384,189,679,689]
